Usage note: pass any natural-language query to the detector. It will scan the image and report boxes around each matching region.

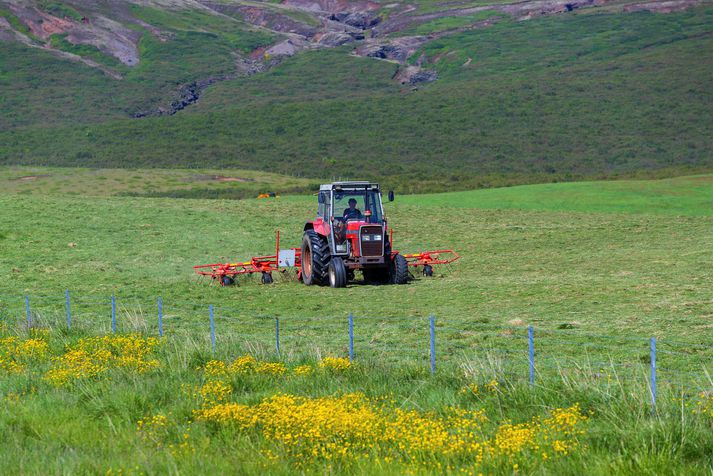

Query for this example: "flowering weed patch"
[693,392,713,419]
[318,357,352,372]
[195,391,589,471]
[0,336,50,373]
[44,334,160,385]
[201,355,352,381]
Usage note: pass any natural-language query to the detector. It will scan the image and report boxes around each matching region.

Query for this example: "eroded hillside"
[1,0,706,115]
[0,1,711,192]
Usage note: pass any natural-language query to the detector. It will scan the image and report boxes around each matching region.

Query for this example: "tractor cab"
[314,182,388,258]
[302,182,406,287]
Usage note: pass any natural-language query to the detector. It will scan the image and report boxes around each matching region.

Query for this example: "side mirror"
[318,193,325,204]
[388,191,394,202]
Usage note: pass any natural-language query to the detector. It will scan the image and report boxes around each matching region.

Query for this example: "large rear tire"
[390,254,409,285]
[301,230,329,285]
[328,257,347,288]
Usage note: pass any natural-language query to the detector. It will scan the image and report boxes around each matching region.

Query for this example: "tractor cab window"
[317,191,329,219]
[333,190,382,223]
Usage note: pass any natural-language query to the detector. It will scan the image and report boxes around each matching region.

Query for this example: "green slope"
[404,175,713,216]
[0,7,712,191]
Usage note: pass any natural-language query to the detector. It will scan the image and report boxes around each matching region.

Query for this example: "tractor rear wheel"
[390,254,409,285]
[328,257,347,288]
[301,230,329,286]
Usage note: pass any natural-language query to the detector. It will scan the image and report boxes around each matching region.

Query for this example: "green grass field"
[0,165,318,199]
[1,174,712,473]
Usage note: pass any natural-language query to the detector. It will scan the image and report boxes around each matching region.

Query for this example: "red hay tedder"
[194,182,459,287]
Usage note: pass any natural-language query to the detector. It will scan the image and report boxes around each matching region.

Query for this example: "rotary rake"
[194,232,459,286]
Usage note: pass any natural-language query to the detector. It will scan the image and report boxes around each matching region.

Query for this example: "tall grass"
[1,322,711,474]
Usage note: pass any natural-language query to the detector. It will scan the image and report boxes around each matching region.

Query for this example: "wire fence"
[1,291,711,406]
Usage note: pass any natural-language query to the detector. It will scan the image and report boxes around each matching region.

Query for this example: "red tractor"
[194,181,459,287]
[301,182,407,288]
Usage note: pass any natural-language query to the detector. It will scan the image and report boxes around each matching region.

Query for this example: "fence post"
[65,290,71,329]
[528,326,535,386]
[25,295,31,329]
[111,295,116,333]
[275,318,280,358]
[158,297,163,337]
[429,315,436,375]
[209,305,216,353]
[650,337,657,408]
[348,314,354,362]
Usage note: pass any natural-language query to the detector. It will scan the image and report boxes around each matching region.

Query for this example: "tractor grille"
[359,226,384,257]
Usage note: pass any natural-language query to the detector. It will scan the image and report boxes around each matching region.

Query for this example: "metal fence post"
[65,290,71,329]
[111,295,117,333]
[25,295,31,329]
[158,297,163,337]
[348,314,354,361]
[429,315,436,375]
[650,337,657,408]
[528,326,535,386]
[209,305,216,353]
[275,318,280,357]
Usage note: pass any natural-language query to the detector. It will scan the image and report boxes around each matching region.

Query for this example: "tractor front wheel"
[301,230,329,286]
[328,257,347,288]
[390,254,409,285]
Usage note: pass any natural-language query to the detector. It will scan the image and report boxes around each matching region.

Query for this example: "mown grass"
[0,175,711,340]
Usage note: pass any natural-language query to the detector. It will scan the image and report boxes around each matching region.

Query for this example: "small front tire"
[328,257,347,288]
[390,254,409,285]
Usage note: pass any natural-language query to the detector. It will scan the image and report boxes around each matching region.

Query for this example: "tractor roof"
[320,181,380,191]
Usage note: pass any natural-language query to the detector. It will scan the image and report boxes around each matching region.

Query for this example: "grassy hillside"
[0,1,276,128]
[1,7,712,192]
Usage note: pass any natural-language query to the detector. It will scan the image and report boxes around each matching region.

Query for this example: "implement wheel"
[328,257,348,288]
[390,254,409,285]
[301,230,329,286]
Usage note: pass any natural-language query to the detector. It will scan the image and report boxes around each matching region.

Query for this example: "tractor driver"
[343,198,363,220]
